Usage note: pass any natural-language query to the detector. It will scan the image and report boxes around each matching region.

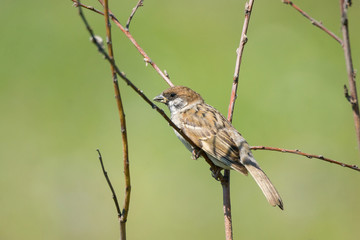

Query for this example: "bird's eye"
[170,93,176,98]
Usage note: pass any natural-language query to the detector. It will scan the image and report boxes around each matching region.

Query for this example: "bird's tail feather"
[231,160,283,210]
[246,164,283,210]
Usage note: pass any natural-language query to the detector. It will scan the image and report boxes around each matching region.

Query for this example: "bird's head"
[154,86,204,114]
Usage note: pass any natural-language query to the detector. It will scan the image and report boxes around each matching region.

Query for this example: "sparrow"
[154,86,283,210]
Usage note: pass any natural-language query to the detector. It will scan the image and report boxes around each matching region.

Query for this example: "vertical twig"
[103,0,131,239]
[223,1,255,240]
[227,0,255,123]
[340,0,360,153]
[221,170,232,240]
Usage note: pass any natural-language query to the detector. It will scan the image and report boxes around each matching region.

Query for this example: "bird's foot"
[211,167,223,181]
[191,148,203,160]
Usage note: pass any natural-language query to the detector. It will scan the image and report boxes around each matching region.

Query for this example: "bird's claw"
[211,167,223,181]
[191,148,202,160]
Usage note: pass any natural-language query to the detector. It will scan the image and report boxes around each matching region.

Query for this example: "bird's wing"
[179,103,241,163]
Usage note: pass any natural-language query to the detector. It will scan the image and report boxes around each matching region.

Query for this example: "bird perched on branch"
[154,86,283,210]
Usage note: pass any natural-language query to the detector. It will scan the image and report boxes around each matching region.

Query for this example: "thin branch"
[103,0,131,238]
[126,0,144,31]
[97,149,122,217]
[282,0,343,45]
[72,2,100,14]
[340,0,360,154]
[224,1,255,240]
[227,0,255,123]
[75,1,223,182]
[251,146,360,172]
[221,170,232,240]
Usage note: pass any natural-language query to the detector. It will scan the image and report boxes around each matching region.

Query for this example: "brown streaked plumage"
[154,86,283,210]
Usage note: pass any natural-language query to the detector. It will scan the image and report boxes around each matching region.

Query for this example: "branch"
[227,0,255,123]
[340,0,360,153]
[221,170,232,240]
[251,146,360,172]
[126,0,144,31]
[74,0,223,182]
[224,1,255,240]
[97,149,122,217]
[103,0,131,238]
[282,0,343,45]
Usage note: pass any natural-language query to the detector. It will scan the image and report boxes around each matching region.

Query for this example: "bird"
[154,86,283,210]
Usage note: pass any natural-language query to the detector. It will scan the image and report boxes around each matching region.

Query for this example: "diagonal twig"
[126,0,144,31]
[251,146,360,172]
[97,149,122,217]
[282,0,343,45]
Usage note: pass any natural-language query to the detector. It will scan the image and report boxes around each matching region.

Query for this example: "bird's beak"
[153,94,168,104]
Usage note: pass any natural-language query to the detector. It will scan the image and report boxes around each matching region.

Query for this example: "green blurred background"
[1,0,359,239]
